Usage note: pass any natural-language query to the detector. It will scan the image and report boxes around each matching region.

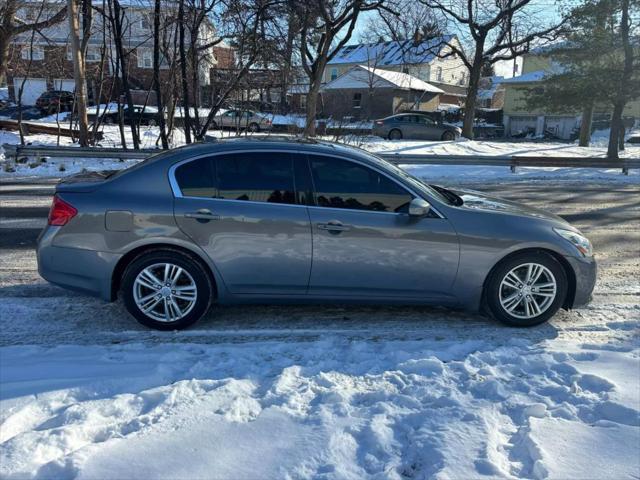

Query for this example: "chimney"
[413,29,422,45]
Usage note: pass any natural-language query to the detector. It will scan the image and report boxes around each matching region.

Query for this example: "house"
[477,76,505,109]
[320,65,444,120]
[502,49,639,139]
[323,35,468,110]
[6,0,233,107]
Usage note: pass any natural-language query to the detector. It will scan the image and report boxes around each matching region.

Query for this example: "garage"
[508,115,537,137]
[53,79,76,92]
[12,77,47,105]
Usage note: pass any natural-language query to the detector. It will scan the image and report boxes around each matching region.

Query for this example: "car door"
[172,151,313,295]
[305,154,459,299]
[221,110,236,128]
[416,116,441,140]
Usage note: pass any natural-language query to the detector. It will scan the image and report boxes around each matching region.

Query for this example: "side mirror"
[409,198,431,217]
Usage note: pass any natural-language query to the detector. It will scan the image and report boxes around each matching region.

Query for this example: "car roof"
[146,136,380,169]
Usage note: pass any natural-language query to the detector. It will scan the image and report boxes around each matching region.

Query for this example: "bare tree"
[0,0,67,84]
[607,0,636,159]
[68,0,90,146]
[194,0,279,140]
[152,0,169,148]
[298,0,393,137]
[420,0,566,138]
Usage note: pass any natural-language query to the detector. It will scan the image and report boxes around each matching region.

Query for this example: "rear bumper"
[565,255,597,307]
[37,227,121,301]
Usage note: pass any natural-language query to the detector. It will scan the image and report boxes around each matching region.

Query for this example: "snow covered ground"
[0,125,639,478]
[0,174,638,479]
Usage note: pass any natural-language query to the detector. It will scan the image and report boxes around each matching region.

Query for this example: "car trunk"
[56,170,117,193]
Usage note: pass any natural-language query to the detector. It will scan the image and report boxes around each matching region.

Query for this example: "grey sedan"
[373,113,461,140]
[37,138,596,330]
[211,109,272,132]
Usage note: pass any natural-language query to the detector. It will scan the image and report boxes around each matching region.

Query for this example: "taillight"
[48,195,77,226]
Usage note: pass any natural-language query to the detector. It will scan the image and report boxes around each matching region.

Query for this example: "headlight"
[554,228,593,257]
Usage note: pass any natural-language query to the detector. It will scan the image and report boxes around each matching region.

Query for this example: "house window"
[67,47,101,62]
[436,67,443,82]
[139,17,152,31]
[402,66,409,74]
[21,46,44,61]
[330,68,338,81]
[300,94,306,109]
[353,92,362,108]
[137,49,153,68]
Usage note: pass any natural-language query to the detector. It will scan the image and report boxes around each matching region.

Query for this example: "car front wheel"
[485,252,568,327]
[442,131,456,141]
[121,249,213,330]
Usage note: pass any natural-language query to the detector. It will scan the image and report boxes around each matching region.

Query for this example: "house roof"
[500,70,546,84]
[321,65,444,93]
[327,35,455,66]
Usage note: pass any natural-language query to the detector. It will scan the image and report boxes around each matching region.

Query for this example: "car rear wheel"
[485,252,567,327]
[248,122,260,132]
[388,129,402,140]
[121,250,213,330]
[442,131,456,141]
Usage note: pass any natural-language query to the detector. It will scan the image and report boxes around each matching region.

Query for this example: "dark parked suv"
[37,138,596,330]
[36,90,75,114]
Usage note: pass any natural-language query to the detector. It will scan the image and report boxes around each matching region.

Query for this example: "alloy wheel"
[499,263,557,319]
[133,262,198,322]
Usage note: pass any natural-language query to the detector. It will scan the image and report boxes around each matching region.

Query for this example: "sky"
[346,0,566,78]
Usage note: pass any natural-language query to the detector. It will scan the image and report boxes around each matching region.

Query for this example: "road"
[1,176,638,346]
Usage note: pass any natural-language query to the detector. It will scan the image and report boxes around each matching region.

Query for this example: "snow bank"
[1,334,637,479]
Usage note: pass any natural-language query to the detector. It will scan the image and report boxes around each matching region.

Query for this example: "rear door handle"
[184,209,220,221]
[317,222,351,233]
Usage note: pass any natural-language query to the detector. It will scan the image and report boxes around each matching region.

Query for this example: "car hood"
[442,122,461,130]
[452,188,568,224]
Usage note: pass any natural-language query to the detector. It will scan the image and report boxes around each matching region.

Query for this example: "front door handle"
[184,209,220,221]
[317,221,351,233]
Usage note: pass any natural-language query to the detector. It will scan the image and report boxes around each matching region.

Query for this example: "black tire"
[121,249,213,330]
[104,116,114,125]
[248,122,260,132]
[388,129,402,140]
[485,251,568,327]
[148,118,157,127]
[442,130,456,141]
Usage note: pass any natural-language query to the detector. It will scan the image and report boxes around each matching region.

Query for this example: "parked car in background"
[102,105,162,126]
[373,113,462,141]
[211,109,272,132]
[38,138,596,331]
[35,90,75,114]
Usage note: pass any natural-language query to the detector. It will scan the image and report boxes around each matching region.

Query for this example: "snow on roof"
[322,65,444,93]
[328,35,454,66]
[500,70,546,84]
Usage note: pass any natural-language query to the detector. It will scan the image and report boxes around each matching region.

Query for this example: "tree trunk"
[112,0,139,149]
[152,0,169,149]
[462,49,484,140]
[279,16,296,113]
[68,0,89,146]
[578,101,594,147]
[607,102,625,159]
[0,34,10,86]
[304,78,322,137]
[178,0,192,144]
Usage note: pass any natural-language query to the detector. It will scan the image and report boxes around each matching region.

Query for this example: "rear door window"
[308,155,413,213]
[174,157,216,198]
[215,152,296,205]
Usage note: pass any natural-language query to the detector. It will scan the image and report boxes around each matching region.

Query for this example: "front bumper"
[565,254,597,307]
[37,226,121,301]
